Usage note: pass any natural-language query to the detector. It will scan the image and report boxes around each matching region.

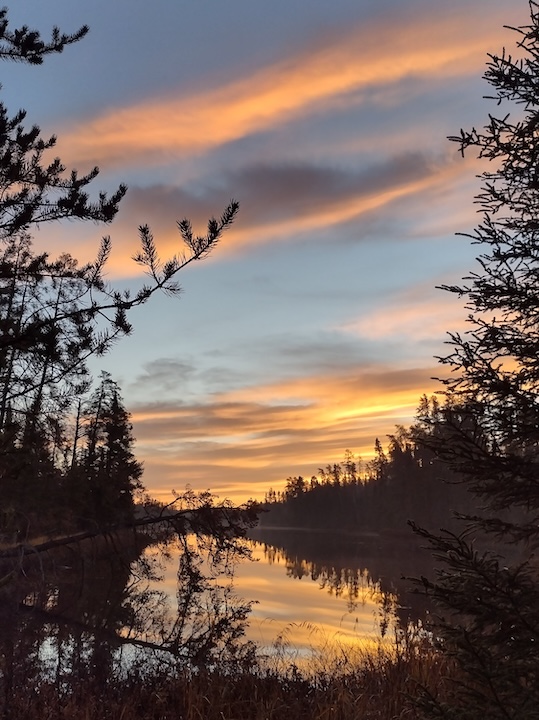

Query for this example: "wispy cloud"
[79,151,463,270]
[31,147,475,274]
[131,363,439,501]
[57,9,509,170]
[342,284,468,343]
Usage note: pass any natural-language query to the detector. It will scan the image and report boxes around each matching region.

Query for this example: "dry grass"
[0,630,456,720]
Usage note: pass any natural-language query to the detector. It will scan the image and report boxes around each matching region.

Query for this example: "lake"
[0,523,435,687]
[142,526,434,659]
[240,527,433,653]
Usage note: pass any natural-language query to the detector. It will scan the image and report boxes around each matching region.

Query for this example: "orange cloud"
[57,10,511,170]
[342,290,468,342]
[130,364,440,503]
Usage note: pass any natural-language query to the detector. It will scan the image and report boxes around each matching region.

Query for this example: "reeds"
[0,627,457,720]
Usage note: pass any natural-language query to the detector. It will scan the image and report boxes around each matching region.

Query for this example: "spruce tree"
[0,8,238,533]
[0,7,238,378]
[75,372,142,525]
[413,3,539,717]
[0,10,260,669]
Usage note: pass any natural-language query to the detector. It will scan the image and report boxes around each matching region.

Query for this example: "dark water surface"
[238,527,434,653]
[0,524,435,691]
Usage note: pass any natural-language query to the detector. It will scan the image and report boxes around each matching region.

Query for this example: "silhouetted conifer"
[412,4,539,716]
[75,372,142,525]
[0,8,238,535]
[0,9,259,678]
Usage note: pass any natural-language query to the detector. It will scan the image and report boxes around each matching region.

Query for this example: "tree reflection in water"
[0,506,258,711]
[250,527,434,631]
[0,519,437,714]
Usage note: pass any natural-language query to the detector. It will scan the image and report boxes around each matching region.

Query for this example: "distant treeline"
[259,397,477,533]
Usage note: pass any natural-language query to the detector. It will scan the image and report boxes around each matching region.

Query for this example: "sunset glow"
[129,364,440,501]
[6,0,529,504]
[58,11,510,170]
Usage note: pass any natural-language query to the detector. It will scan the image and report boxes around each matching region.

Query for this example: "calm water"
[239,528,432,653]
[0,525,434,687]
[144,526,434,656]
[236,539,394,655]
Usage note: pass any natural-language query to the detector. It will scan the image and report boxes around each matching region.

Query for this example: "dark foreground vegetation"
[0,640,454,720]
[2,3,539,719]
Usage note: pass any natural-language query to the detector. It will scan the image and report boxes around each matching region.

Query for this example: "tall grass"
[1,627,456,720]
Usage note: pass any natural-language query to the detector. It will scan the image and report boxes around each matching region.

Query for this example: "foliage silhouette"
[0,502,258,711]
[0,6,261,685]
[410,3,539,717]
[0,7,241,538]
[261,432,471,534]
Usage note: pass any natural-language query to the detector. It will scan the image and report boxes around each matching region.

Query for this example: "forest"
[259,397,474,533]
[1,2,539,720]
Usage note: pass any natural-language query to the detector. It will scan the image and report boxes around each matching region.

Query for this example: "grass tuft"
[0,626,458,719]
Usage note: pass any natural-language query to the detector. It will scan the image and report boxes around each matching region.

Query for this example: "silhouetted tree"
[0,8,238,535]
[0,10,261,696]
[413,4,539,717]
[0,7,237,396]
[72,372,143,525]
[367,438,388,483]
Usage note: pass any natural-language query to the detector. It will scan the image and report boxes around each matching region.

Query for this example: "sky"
[4,1,530,502]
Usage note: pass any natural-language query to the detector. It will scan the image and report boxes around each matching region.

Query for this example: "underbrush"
[1,629,456,720]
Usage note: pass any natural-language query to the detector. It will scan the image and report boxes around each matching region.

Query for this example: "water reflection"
[0,523,257,711]
[237,527,433,652]
[233,546,386,656]
[0,521,434,709]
